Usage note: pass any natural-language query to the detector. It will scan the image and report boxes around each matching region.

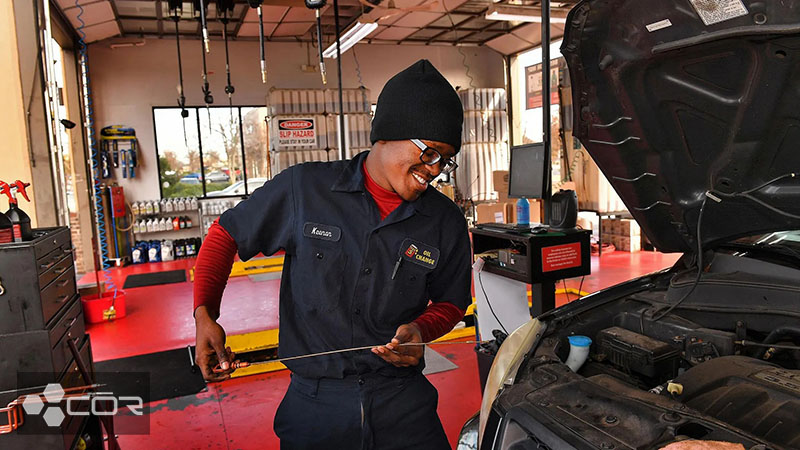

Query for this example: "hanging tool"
[0,180,33,242]
[213,340,485,373]
[197,0,210,54]
[195,0,214,129]
[218,0,236,122]
[247,0,268,83]
[0,384,106,435]
[168,0,190,146]
[305,0,328,84]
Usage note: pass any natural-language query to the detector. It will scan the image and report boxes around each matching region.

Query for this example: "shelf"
[134,209,199,218]
[134,227,200,234]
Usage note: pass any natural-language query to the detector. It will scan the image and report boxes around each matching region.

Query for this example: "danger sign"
[278,119,317,147]
[541,242,581,272]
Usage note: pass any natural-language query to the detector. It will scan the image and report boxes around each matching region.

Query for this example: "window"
[154,106,268,198]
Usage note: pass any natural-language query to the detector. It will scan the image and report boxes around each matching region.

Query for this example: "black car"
[458,1,800,449]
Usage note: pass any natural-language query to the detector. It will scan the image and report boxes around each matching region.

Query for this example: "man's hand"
[371,323,424,367]
[195,306,236,382]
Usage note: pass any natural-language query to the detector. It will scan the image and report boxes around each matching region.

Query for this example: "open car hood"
[561,0,800,253]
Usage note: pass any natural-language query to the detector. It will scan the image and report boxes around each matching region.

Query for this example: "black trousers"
[274,372,451,450]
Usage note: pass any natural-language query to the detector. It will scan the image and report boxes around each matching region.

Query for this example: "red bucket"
[81,290,127,323]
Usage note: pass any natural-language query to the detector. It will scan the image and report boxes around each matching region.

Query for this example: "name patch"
[303,222,342,242]
[399,238,439,270]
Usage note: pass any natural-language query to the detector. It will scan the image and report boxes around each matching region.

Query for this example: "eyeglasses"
[410,139,458,175]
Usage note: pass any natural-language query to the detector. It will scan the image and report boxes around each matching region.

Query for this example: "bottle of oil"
[0,181,32,242]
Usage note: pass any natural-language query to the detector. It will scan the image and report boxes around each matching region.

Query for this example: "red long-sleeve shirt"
[193,163,466,342]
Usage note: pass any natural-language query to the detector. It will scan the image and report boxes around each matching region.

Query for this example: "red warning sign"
[541,242,581,272]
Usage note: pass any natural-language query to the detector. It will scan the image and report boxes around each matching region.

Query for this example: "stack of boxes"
[267,88,371,175]
[601,218,642,252]
[454,88,510,203]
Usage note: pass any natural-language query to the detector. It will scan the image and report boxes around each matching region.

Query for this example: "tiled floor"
[78,250,681,449]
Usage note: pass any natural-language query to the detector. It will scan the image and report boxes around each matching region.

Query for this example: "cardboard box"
[618,236,642,252]
[476,203,507,224]
[437,184,455,202]
[619,219,641,236]
[493,170,509,201]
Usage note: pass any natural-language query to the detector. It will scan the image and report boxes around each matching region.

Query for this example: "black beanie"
[370,60,464,152]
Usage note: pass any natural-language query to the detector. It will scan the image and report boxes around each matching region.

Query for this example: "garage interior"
[3,0,794,449]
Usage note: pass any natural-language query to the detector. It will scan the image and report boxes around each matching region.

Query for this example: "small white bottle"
[131,201,140,217]
[177,198,186,211]
[190,197,198,210]
[165,198,174,213]
[145,201,154,215]
[153,199,161,214]
[145,219,153,232]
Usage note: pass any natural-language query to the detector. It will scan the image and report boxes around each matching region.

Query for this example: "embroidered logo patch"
[303,222,342,242]
[399,238,439,269]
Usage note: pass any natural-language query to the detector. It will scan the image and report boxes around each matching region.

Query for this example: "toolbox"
[0,227,100,449]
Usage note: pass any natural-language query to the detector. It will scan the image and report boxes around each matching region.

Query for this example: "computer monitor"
[508,143,548,199]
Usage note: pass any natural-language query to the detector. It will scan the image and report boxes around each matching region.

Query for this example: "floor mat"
[248,272,283,282]
[94,346,206,402]
[422,347,459,376]
[123,270,186,289]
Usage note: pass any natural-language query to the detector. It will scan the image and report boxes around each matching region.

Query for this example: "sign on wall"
[277,118,318,148]
[525,59,564,110]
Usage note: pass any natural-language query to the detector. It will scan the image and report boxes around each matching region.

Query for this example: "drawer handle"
[0,278,4,296]
[54,267,68,276]
[64,316,78,328]
[57,279,70,287]
[56,295,70,304]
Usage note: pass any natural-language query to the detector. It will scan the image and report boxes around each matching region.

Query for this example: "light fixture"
[485,4,568,23]
[322,22,379,59]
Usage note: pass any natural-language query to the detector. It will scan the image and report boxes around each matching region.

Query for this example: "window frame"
[153,105,266,199]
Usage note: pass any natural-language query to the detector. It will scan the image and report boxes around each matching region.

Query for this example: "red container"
[81,290,127,323]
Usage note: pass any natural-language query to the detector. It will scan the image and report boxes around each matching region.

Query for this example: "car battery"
[596,327,680,379]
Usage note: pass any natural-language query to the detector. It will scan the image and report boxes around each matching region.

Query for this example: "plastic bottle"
[144,201,153,215]
[516,197,530,227]
[161,239,174,262]
[153,199,160,214]
[0,211,12,244]
[190,197,198,210]
[148,240,162,263]
[131,201,140,217]
[177,198,186,211]
[179,217,186,229]
[185,215,192,228]
[165,198,174,213]
[132,242,145,264]
[175,239,185,258]
[172,216,180,230]
[1,181,33,242]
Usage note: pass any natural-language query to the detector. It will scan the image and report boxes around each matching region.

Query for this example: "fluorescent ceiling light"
[323,22,379,59]
[485,4,568,23]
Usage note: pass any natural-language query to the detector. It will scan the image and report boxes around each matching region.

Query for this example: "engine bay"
[494,258,800,449]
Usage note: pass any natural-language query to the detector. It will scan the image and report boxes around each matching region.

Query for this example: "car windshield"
[735,230,800,248]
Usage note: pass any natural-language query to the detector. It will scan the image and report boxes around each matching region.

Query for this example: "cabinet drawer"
[51,316,88,378]
[33,227,71,261]
[48,296,84,350]
[41,265,76,326]
[39,252,73,291]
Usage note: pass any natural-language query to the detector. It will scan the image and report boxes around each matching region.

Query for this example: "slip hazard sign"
[541,242,582,272]
[278,119,317,147]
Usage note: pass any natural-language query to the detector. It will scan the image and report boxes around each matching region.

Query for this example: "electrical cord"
[652,195,708,321]
[577,276,585,299]
[477,270,509,335]
[562,279,570,302]
[76,0,119,299]
[443,6,476,89]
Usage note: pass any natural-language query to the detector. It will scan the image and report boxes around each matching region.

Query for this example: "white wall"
[88,38,505,201]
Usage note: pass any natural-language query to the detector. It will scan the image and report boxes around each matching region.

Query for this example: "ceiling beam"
[232,4,250,37]
[423,9,483,44]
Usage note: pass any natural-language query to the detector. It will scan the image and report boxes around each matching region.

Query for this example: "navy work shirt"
[219,151,472,379]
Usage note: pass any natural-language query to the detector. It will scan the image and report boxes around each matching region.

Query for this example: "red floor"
[78,250,680,449]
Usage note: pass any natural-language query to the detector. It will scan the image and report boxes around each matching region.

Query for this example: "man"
[193,59,471,449]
